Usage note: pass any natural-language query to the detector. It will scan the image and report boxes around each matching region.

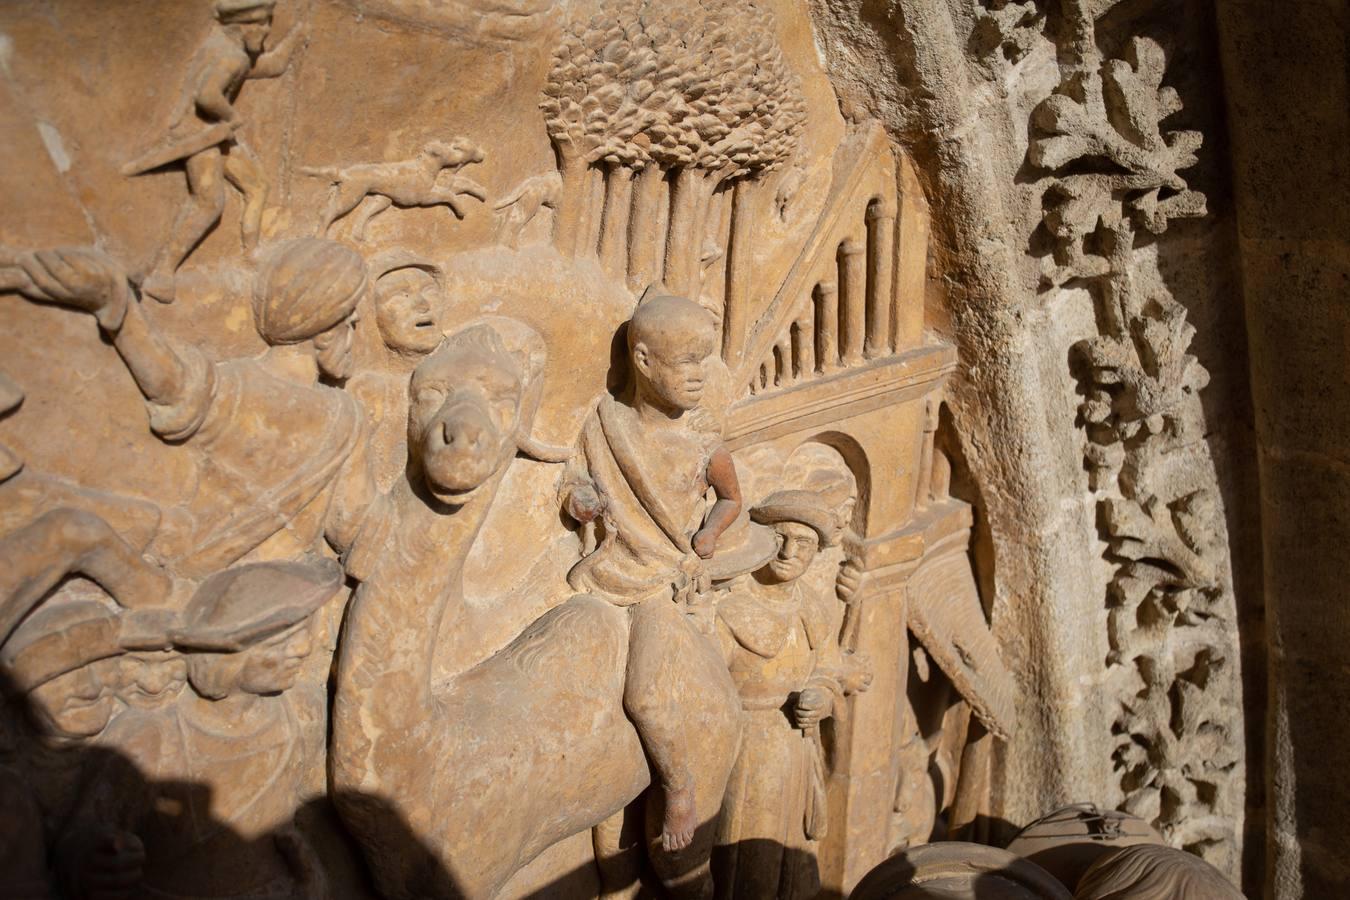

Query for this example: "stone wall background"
[807,0,1266,889]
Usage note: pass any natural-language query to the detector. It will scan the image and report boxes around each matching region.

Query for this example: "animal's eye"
[416,386,445,406]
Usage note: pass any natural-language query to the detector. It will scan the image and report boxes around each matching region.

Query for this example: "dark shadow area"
[4,657,891,900]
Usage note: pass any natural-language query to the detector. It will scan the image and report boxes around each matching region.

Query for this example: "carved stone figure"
[561,290,745,852]
[347,252,445,492]
[711,488,870,900]
[302,139,487,240]
[10,241,374,578]
[0,598,167,898]
[63,559,343,900]
[127,0,307,303]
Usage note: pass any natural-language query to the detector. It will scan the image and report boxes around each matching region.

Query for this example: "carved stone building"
[0,1,1342,899]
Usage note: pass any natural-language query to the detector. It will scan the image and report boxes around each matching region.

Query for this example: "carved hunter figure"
[127,0,307,303]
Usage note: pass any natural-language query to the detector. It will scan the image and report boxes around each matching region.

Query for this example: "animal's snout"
[440,416,489,454]
[420,399,502,496]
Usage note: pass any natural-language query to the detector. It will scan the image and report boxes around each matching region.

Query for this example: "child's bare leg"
[624,596,701,850]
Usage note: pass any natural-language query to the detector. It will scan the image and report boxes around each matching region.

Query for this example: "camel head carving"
[406,317,568,505]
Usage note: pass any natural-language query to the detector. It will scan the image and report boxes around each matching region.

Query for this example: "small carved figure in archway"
[712,489,871,900]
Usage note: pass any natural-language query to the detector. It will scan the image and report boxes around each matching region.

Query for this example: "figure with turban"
[10,240,376,577]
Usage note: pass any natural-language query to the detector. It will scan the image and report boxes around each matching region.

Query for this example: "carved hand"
[836,557,865,604]
[79,829,145,900]
[794,685,832,728]
[842,652,874,694]
[566,484,606,524]
[691,526,719,560]
[19,247,131,331]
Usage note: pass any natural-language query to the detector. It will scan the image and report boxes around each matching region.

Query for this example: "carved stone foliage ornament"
[0,0,1222,898]
[999,0,1245,874]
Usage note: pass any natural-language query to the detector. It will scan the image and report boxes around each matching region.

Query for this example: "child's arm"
[692,444,741,559]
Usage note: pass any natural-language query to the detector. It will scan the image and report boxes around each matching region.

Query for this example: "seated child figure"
[562,290,742,851]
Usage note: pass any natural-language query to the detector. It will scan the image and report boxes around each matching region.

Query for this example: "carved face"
[115,651,188,710]
[633,322,716,412]
[236,620,314,695]
[763,521,819,584]
[27,659,117,739]
[375,269,441,356]
[314,313,358,381]
[409,331,524,502]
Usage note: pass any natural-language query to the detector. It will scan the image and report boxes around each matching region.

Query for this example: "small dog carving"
[302,139,487,239]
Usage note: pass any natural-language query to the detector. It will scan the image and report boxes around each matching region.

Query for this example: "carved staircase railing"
[730,122,929,397]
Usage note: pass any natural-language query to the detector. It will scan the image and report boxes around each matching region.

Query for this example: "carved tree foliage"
[1022,15,1243,872]
[535,0,808,299]
[542,0,806,178]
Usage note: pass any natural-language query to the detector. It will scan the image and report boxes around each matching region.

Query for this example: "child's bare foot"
[661,786,697,852]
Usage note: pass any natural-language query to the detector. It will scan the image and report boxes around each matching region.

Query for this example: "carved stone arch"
[789,430,871,534]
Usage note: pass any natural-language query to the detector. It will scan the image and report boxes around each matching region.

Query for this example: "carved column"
[722,180,754,365]
[865,198,897,358]
[839,238,867,366]
[891,156,929,352]
[814,280,840,372]
[793,313,815,379]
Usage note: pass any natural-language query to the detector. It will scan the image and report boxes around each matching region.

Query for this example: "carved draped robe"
[713,579,844,900]
[144,351,371,577]
[565,395,718,604]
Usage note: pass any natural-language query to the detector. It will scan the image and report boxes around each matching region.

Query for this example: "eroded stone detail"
[1025,13,1243,870]
[0,2,1021,897]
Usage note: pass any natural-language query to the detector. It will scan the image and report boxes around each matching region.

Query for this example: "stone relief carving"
[1017,1,1243,872]
[540,0,806,302]
[712,488,871,900]
[302,138,487,240]
[127,0,308,303]
[0,0,1218,896]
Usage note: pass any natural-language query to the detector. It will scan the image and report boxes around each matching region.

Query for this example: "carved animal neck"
[332,464,508,788]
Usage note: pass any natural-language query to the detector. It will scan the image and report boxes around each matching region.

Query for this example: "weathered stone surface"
[2,0,1334,897]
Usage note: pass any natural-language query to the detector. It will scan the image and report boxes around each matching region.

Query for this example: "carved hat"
[704,514,778,583]
[172,557,344,653]
[369,250,444,287]
[0,599,173,694]
[253,238,368,346]
[750,489,840,548]
[215,0,275,24]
